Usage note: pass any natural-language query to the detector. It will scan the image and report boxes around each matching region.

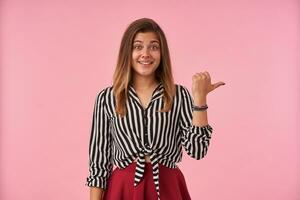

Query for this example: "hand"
[192,71,225,99]
[90,187,104,200]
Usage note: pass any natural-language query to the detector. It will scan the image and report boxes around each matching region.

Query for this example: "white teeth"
[139,61,152,64]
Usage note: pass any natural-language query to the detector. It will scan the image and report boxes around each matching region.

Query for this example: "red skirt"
[103,162,191,200]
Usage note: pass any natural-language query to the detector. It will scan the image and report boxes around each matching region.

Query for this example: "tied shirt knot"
[134,147,161,199]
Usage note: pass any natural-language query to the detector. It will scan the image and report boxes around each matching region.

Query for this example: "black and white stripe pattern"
[86,83,214,199]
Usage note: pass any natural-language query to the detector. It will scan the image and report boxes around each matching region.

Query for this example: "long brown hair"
[113,18,176,117]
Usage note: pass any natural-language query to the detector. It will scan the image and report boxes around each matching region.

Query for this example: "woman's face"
[131,31,161,80]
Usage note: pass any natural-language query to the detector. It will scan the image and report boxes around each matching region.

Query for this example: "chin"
[136,70,156,77]
[133,64,158,76]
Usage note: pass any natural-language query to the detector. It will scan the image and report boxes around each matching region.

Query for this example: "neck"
[131,75,159,90]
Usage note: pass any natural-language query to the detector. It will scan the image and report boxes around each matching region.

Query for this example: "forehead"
[133,32,160,43]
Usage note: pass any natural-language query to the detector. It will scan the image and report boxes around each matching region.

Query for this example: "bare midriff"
[133,155,151,163]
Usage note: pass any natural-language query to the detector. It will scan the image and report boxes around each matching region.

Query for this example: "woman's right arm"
[90,187,104,200]
[86,88,113,200]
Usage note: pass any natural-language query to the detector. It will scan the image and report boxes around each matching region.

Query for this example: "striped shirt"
[85,82,213,199]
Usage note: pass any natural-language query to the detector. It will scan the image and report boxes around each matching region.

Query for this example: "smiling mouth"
[138,61,154,65]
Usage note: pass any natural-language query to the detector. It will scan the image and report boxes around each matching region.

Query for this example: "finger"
[203,71,210,80]
[193,74,199,81]
[196,73,203,79]
[201,73,206,79]
[213,81,226,89]
[204,71,211,79]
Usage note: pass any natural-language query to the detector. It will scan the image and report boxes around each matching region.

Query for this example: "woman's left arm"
[179,71,225,160]
[192,71,225,127]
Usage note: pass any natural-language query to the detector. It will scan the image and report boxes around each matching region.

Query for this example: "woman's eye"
[133,45,160,51]
[134,45,142,50]
[151,45,159,50]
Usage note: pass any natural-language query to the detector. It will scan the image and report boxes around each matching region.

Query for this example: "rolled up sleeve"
[85,88,113,190]
[179,85,214,160]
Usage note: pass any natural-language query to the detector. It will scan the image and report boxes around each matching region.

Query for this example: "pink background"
[1,0,299,199]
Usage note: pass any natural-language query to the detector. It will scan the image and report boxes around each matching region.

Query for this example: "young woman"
[86,18,225,200]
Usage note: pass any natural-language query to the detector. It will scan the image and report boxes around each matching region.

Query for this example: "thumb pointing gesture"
[192,71,225,98]
[212,81,226,91]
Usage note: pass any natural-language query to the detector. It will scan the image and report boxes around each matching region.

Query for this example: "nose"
[141,48,150,58]
[141,54,150,59]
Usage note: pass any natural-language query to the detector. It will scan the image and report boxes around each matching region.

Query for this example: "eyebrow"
[133,40,160,44]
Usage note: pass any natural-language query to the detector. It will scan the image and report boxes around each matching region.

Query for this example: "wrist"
[194,97,207,106]
[192,103,208,112]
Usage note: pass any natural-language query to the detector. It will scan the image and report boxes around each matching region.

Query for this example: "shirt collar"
[128,82,164,105]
